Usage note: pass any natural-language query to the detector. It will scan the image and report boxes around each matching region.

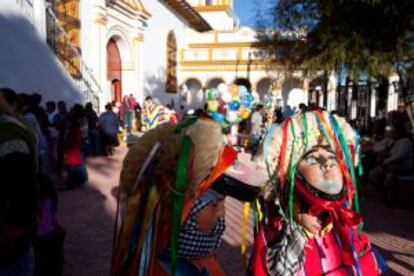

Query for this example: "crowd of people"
[362,104,414,205]
[0,88,65,275]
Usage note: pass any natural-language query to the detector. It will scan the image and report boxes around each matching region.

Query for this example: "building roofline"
[163,0,212,32]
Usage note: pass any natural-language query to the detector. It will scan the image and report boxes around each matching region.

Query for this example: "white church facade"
[0,0,401,118]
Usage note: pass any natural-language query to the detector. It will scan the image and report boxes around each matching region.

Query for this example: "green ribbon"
[329,115,363,234]
[174,117,198,133]
[170,136,192,275]
[329,115,360,213]
[288,121,297,223]
[252,203,258,232]
[302,113,309,149]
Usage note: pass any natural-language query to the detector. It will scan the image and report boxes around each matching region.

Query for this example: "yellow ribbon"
[241,202,250,270]
[255,199,263,222]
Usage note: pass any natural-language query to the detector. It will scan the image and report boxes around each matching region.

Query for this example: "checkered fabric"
[266,200,307,276]
[176,192,226,260]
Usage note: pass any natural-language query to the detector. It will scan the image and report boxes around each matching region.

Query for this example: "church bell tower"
[187,0,238,31]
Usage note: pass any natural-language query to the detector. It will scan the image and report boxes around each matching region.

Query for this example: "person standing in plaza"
[128,93,137,130]
[85,102,100,156]
[99,103,119,156]
[134,102,142,132]
[64,104,88,189]
[122,95,132,133]
[54,101,69,173]
[46,101,59,171]
[250,104,265,157]
[142,96,166,131]
[0,89,40,275]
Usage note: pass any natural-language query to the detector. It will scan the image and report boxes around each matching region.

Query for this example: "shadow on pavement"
[360,198,414,275]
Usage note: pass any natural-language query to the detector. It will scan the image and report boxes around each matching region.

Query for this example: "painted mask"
[297,146,343,195]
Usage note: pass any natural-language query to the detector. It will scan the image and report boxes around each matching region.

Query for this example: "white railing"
[45,4,101,111]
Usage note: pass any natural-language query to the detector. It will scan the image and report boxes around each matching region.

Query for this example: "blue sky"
[234,0,271,27]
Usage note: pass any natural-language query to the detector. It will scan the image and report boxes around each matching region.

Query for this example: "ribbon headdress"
[111,118,237,275]
[260,110,364,268]
[263,110,362,215]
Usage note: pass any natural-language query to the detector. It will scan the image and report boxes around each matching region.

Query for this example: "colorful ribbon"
[241,202,251,271]
[295,178,362,266]
[170,136,192,275]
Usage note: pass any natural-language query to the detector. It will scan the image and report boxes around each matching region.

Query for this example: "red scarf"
[294,178,362,265]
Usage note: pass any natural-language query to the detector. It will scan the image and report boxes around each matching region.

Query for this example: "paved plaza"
[58,148,414,275]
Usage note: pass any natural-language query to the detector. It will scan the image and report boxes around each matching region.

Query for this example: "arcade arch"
[282,78,305,110]
[233,78,251,91]
[182,78,204,109]
[206,77,225,89]
[256,78,272,103]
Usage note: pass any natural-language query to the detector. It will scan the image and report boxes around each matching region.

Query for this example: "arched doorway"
[183,78,203,109]
[107,38,122,103]
[234,78,252,91]
[282,78,305,111]
[206,78,225,89]
[256,78,272,103]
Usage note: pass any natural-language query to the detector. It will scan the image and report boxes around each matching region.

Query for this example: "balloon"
[241,94,254,108]
[221,91,232,103]
[218,101,226,113]
[241,96,251,108]
[229,100,241,111]
[240,107,251,119]
[206,88,217,100]
[207,100,219,112]
[229,85,239,96]
[247,94,255,105]
[206,83,253,125]
[238,85,248,97]
[226,110,238,123]
[212,112,224,122]
[217,83,228,94]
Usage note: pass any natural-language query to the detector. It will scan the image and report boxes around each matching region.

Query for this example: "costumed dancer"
[142,96,166,131]
[249,110,387,275]
[111,118,260,275]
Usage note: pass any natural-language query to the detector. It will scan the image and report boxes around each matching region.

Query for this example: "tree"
[258,0,414,103]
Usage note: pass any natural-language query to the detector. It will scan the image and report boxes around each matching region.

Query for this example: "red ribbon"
[295,179,362,265]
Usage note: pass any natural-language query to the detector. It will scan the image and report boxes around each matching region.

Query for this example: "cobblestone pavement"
[58,147,414,276]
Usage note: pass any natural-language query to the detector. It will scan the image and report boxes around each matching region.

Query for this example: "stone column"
[132,33,144,104]
[327,72,336,111]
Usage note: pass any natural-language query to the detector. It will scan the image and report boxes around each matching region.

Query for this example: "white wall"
[0,3,82,105]
[199,11,234,30]
[140,0,193,109]
[80,0,94,81]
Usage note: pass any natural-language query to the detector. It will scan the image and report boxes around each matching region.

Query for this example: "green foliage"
[260,0,413,90]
